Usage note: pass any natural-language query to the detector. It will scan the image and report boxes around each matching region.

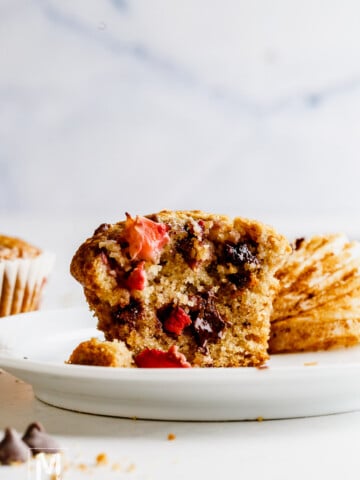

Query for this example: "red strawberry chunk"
[124,213,170,262]
[163,307,192,335]
[134,346,191,368]
[126,261,146,290]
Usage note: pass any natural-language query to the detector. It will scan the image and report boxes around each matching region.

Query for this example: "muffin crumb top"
[0,235,42,260]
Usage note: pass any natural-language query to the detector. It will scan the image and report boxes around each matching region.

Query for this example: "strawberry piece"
[124,213,170,262]
[125,261,146,290]
[134,346,191,368]
[163,307,192,335]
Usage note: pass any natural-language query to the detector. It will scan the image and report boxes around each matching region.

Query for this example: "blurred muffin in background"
[0,235,55,317]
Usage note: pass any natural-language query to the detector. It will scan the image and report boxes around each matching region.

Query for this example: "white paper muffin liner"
[0,252,55,317]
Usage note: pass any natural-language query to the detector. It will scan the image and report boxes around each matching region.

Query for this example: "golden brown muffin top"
[0,234,42,260]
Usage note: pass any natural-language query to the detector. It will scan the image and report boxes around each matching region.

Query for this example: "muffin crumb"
[95,452,108,466]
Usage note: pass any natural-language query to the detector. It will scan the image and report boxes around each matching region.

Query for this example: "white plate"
[1,307,360,421]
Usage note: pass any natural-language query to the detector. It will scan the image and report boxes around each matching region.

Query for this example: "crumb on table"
[95,452,108,466]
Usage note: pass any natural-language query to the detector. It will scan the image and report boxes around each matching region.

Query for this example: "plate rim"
[2,307,360,420]
[1,307,360,381]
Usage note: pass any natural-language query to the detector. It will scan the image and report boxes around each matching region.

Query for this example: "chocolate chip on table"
[0,428,30,465]
[22,422,60,455]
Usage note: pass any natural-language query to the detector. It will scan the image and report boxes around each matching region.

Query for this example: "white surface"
[2,368,360,479]
[2,308,360,423]
[0,373,360,480]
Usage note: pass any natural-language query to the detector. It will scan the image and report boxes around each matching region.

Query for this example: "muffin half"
[70,211,290,367]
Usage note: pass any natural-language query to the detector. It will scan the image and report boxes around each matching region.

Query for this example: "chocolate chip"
[22,422,60,455]
[176,222,205,269]
[100,248,141,288]
[0,428,30,465]
[93,223,111,235]
[294,237,305,250]
[112,299,143,329]
[223,241,259,267]
[157,303,174,325]
[176,235,196,268]
[227,270,252,288]
[222,241,259,288]
[190,293,226,350]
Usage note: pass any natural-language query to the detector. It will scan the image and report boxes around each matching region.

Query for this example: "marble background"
[2,0,360,227]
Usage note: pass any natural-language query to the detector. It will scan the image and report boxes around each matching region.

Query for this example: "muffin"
[270,234,360,353]
[68,337,134,367]
[0,234,55,317]
[70,210,290,367]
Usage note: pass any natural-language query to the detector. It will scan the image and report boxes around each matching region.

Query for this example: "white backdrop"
[2,0,360,224]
